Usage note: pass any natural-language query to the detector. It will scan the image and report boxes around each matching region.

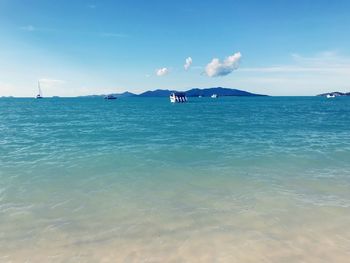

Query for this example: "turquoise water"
[1,97,350,262]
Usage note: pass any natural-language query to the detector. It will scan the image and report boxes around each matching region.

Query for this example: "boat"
[36,81,43,99]
[104,94,117,100]
[326,94,336,98]
[211,94,218,98]
[170,92,187,103]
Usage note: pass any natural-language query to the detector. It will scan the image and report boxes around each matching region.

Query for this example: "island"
[77,87,267,98]
[317,91,350,97]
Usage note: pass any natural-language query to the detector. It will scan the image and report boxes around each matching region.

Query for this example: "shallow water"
[0,96,350,262]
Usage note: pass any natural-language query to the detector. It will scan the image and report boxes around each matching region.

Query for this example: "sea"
[0,96,349,262]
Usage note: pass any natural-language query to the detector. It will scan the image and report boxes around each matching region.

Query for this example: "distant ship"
[104,94,117,100]
[326,94,336,99]
[170,92,187,103]
[36,81,43,99]
[211,94,218,98]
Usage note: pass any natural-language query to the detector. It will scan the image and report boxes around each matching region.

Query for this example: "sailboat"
[36,81,43,99]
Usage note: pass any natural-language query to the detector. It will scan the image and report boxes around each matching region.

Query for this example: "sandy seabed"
[2,213,350,263]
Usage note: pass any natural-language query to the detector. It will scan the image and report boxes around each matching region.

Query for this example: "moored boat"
[36,81,43,99]
[104,94,117,100]
[170,92,187,103]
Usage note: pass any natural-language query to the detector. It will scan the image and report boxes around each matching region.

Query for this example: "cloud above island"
[184,57,192,70]
[39,78,65,88]
[156,67,169,76]
[240,51,350,74]
[205,52,242,77]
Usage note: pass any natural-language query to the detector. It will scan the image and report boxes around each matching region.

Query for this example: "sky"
[1,0,350,97]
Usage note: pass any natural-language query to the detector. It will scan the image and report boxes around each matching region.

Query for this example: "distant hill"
[78,87,267,98]
[317,91,350,97]
[185,87,266,97]
[116,91,137,97]
[138,89,176,97]
[79,91,137,98]
[138,87,266,97]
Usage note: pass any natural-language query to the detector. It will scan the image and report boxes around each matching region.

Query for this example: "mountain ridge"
[317,91,350,97]
[78,87,267,98]
[138,87,267,97]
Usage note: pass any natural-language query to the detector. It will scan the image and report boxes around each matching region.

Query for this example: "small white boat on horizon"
[211,94,218,98]
[326,94,336,98]
[36,81,43,99]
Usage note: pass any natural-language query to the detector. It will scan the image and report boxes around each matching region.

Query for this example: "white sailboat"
[36,81,43,99]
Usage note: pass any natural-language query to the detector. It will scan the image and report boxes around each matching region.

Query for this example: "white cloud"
[205,52,242,77]
[234,51,350,95]
[240,66,350,73]
[184,57,192,70]
[100,32,128,38]
[19,25,54,33]
[0,82,16,95]
[240,51,350,74]
[20,25,36,31]
[39,78,65,88]
[156,67,169,76]
[291,51,343,66]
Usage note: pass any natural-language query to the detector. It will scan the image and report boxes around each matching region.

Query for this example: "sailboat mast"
[38,81,42,96]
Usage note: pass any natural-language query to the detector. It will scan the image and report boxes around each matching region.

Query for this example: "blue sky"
[1,0,350,96]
